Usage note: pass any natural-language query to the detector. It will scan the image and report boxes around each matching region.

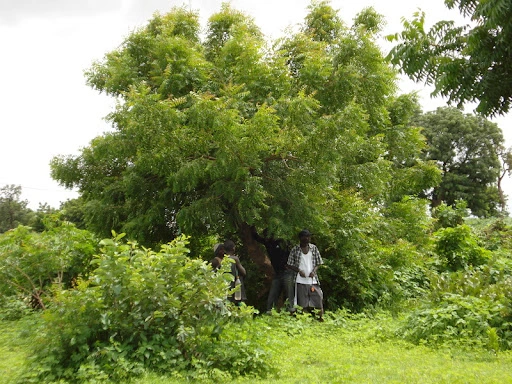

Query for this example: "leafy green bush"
[400,259,512,350]
[433,224,491,271]
[21,233,272,383]
[471,218,512,251]
[432,201,468,230]
[400,293,510,348]
[0,295,33,321]
[0,221,98,309]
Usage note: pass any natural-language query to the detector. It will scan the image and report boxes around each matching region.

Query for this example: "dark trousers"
[266,270,295,312]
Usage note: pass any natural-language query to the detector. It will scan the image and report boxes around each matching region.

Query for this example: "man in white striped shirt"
[286,229,324,319]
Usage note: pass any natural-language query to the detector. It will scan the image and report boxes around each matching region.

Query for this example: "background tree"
[497,146,512,214]
[387,0,512,117]
[0,184,33,233]
[51,2,440,310]
[58,197,87,229]
[29,203,57,232]
[414,107,503,217]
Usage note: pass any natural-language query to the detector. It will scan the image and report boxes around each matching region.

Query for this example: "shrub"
[319,193,434,312]
[472,218,512,251]
[432,200,468,230]
[433,224,491,271]
[20,233,272,383]
[0,295,33,321]
[399,293,511,349]
[401,259,512,350]
[0,222,98,310]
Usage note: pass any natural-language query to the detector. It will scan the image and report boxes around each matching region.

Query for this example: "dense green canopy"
[51,2,440,308]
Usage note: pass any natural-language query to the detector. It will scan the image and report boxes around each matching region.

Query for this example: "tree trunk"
[431,187,442,208]
[239,222,273,275]
[498,169,507,213]
[239,222,274,300]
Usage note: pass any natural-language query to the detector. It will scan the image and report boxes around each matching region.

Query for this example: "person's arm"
[231,256,246,276]
[250,226,265,243]
[287,261,306,277]
[211,257,221,270]
[309,245,322,277]
[286,247,306,277]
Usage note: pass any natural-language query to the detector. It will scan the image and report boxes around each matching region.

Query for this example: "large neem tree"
[51,2,439,303]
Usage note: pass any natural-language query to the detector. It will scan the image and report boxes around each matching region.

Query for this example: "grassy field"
[0,316,34,384]
[2,312,512,384]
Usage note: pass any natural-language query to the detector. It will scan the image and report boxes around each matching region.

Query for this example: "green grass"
[0,316,36,384]
[2,312,512,384]
[228,313,512,384]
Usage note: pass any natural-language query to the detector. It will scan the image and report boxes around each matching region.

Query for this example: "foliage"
[380,196,433,249]
[401,221,512,350]
[302,0,343,43]
[0,184,34,233]
[29,203,58,233]
[387,0,512,117]
[414,107,504,217]
[433,224,491,272]
[400,293,511,349]
[20,234,272,382]
[50,2,440,311]
[0,295,33,321]
[400,259,512,350]
[471,217,512,251]
[59,197,87,229]
[318,193,432,312]
[432,200,468,230]
[0,219,98,309]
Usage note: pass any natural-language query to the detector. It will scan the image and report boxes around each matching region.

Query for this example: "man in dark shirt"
[265,238,294,313]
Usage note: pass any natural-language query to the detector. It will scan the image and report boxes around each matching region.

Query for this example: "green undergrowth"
[3,310,512,384]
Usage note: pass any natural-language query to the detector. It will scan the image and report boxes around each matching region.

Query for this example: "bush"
[433,224,491,271]
[319,193,434,312]
[471,218,512,251]
[0,221,98,309]
[399,293,510,349]
[432,201,468,230]
[400,259,512,350]
[20,233,272,383]
[0,296,33,321]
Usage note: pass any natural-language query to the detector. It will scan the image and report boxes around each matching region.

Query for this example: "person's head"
[224,239,236,254]
[214,243,225,258]
[298,229,312,245]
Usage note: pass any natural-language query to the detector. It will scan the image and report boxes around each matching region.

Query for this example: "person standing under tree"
[224,240,247,305]
[251,228,295,313]
[287,229,324,319]
[210,243,225,271]
[264,238,294,313]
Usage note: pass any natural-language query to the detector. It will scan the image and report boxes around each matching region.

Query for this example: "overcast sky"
[1,0,510,210]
